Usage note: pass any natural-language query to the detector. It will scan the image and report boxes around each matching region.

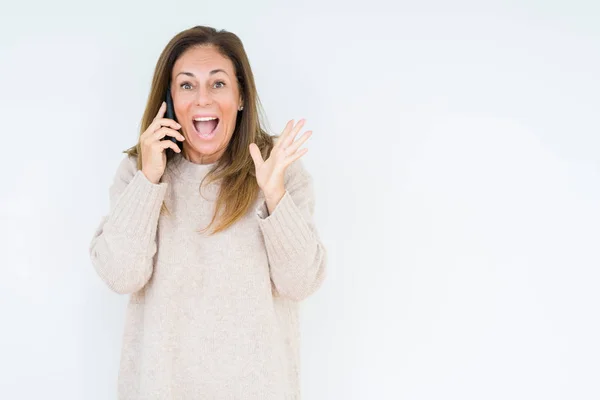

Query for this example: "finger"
[274,119,295,150]
[155,101,166,120]
[145,104,179,136]
[249,143,264,168]
[146,119,180,137]
[153,127,186,142]
[286,130,312,154]
[156,118,182,130]
[284,147,308,167]
[282,119,306,149]
[159,139,181,153]
[150,127,182,142]
[146,102,167,133]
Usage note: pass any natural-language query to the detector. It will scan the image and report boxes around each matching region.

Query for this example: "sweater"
[89,150,327,399]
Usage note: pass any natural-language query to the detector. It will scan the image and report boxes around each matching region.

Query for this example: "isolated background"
[1,1,599,399]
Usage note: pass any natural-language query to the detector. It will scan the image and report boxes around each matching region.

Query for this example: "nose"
[195,86,213,106]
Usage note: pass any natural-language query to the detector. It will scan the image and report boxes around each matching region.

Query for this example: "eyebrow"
[175,69,229,78]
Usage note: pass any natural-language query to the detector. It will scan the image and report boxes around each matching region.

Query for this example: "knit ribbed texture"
[90,169,168,294]
[257,177,327,301]
[89,151,327,399]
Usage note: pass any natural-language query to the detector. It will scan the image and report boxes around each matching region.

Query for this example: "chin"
[184,131,231,161]
[189,141,221,155]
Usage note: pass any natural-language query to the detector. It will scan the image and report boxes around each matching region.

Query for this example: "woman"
[89,25,327,399]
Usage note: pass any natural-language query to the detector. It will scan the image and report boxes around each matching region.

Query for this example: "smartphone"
[164,88,179,145]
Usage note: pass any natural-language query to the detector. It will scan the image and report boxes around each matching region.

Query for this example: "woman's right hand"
[140,101,186,184]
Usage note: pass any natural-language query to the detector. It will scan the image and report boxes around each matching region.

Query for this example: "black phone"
[164,88,179,145]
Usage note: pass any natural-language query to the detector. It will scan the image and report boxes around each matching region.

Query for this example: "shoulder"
[113,153,139,184]
[106,154,141,206]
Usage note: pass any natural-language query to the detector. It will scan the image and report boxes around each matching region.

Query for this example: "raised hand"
[249,119,312,212]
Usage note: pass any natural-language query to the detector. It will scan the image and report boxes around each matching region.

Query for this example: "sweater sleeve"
[89,155,168,294]
[255,160,327,301]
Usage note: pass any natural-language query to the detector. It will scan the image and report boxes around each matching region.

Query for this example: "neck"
[183,144,223,165]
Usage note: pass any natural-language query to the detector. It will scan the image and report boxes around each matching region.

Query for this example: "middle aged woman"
[89,25,328,399]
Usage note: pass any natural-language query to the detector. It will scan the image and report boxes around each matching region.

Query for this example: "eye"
[180,82,193,90]
[214,81,226,88]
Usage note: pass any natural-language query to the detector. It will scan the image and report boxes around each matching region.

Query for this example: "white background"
[1,1,599,399]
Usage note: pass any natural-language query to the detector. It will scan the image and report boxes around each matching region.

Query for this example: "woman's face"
[171,45,243,164]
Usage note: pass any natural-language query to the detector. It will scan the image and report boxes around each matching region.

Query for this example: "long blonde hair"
[124,25,275,235]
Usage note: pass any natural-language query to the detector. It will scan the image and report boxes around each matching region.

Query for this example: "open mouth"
[193,118,220,139]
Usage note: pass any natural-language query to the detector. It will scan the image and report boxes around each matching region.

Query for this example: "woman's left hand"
[249,119,312,208]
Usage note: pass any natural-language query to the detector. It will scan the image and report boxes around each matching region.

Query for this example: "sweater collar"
[168,152,218,183]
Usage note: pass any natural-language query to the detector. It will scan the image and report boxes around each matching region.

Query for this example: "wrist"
[264,188,286,215]
[264,188,285,202]
[142,170,160,185]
